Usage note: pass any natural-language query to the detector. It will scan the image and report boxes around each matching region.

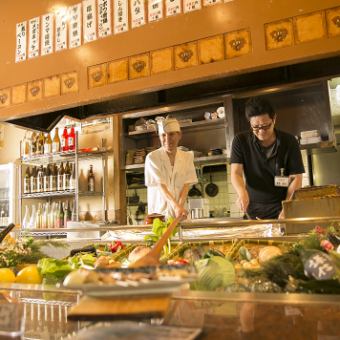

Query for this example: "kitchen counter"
[1,284,340,339]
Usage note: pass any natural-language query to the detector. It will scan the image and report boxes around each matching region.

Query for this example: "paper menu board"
[83,0,97,42]
[114,0,129,34]
[166,0,182,17]
[15,22,27,63]
[69,3,82,48]
[41,13,54,56]
[28,17,40,59]
[98,0,112,37]
[148,0,164,22]
[203,0,222,6]
[55,8,68,52]
[183,0,201,13]
[130,0,146,29]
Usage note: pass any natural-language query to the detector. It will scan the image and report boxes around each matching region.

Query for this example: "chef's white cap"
[157,118,181,134]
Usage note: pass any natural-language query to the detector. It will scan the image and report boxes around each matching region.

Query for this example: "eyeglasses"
[250,121,273,132]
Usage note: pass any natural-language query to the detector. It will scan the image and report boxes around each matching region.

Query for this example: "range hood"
[7,55,340,132]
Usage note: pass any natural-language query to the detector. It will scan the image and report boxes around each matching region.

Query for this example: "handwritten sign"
[203,0,222,6]
[28,17,40,59]
[55,8,68,52]
[166,0,182,17]
[148,0,164,22]
[98,0,112,38]
[130,0,146,29]
[69,3,82,48]
[41,13,54,56]
[183,0,201,13]
[114,0,129,34]
[83,0,97,43]
[15,21,27,62]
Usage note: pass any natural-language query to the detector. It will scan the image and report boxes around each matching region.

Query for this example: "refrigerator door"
[0,163,16,226]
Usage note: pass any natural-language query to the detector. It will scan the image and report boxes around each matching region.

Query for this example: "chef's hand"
[237,190,249,213]
[174,204,188,220]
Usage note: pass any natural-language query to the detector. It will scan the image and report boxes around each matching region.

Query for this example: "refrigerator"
[0,163,16,226]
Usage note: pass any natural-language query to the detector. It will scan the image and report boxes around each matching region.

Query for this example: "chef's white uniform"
[145,147,198,218]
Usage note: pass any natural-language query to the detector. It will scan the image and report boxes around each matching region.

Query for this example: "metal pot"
[205,174,219,197]
[188,184,202,197]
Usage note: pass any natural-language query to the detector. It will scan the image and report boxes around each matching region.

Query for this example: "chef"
[145,117,198,219]
[230,97,305,219]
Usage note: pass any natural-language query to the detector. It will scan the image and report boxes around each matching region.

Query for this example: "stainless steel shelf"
[21,190,76,199]
[123,154,228,170]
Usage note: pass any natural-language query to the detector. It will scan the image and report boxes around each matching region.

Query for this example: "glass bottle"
[52,127,61,153]
[30,166,37,193]
[22,132,30,158]
[69,163,75,190]
[59,202,65,228]
[23,167,31,194]
[36,132,45,155]
[37,165,44,193]
[30,131,37,156]
[64,200,72,227]
[44,133,52,154]
[87,165,95,192]
[61,127,68,152]
[36,203,42,229]
[49,164,57,192]
[57,162,64,191]
[68,127,76,151]
[71,201,77,222]
[29,204,37,229]
[63,161,71,190]
[22,206,30,229]
[43,165,50,192]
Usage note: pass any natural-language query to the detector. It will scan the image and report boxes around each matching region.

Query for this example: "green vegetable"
[192,256,235,291]
[204,248,225,259]
[238,246,252,261]
[144,217,178,255]
[37,258,72,284]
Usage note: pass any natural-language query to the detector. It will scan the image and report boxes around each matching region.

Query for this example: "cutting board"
[67,295,171,321]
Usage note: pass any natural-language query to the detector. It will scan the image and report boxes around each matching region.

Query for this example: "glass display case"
[0,163,16,227]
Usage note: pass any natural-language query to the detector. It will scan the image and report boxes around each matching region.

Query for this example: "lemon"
[0,268,16,283]
[15,265,42,284]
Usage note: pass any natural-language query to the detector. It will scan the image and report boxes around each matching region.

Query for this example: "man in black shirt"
[230,97,305,219]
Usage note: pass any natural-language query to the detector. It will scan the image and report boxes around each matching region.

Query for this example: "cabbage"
[192,256,236,291]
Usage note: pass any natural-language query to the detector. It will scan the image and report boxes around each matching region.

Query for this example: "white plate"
[66,279,190,298]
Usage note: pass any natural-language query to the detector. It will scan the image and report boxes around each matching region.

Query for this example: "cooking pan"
[205,174,219,197]
[188,184,202,197]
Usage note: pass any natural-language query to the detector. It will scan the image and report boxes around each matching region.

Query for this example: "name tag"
[274,176,289,187]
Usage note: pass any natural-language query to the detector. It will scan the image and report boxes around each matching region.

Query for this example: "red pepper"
[109,241,125,253]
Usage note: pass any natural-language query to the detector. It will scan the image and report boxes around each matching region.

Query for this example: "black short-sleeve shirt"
[230,129,305,218]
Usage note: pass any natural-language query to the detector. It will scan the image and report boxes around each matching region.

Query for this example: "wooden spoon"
[129,216,182,268]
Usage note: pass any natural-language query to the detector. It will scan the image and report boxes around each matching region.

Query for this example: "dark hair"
[245,97,275,121]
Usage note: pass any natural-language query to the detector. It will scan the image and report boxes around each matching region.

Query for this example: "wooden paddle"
[129,216,182,268]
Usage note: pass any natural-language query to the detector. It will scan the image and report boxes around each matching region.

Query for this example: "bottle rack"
[18,132,110,231]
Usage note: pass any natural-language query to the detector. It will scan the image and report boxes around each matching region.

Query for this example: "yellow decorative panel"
[108,59,128,83]
[174,42,198,69]
[129,53,150,79]
[27,80,43,101]
[0,88,11,108]
[61,72,78,94]
[326,6,340,37]
[265,19,294,50]
[12,84,27,104]
[225,29,251,58]
[44,76,60,97]
[198,35,225,64]
[88,63,107,88]
[151,48,173,75]
[294,11,326,44]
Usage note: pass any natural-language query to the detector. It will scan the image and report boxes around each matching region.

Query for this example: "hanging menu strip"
[41,13,54,56]
[98,0,112,38]
[28,17,40,59]
[69,3,82,48]
[203,0,222,6]
[15,21,27,63]
[183,0,202,13]
[130,0,146,29]
[114,0,129,34]
[148,0,164,22]
[83,0,97,43]
[166,0,182,17]
[55,8,68,52]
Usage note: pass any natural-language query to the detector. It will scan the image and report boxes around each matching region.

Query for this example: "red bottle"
[61,127,68,152]
[68,127,76,151]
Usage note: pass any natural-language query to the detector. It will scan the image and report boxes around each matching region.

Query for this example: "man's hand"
[174,204,188,220]
[238,190,249,213]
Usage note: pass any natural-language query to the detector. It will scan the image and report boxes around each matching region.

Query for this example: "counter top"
[1,285,340,339]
